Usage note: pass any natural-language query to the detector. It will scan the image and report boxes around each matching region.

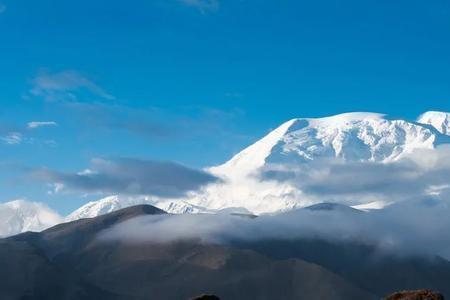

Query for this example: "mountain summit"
[211,112,446,177]
[187,111,450,213]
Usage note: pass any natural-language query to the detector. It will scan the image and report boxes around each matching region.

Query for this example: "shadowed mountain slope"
[0,205,373,300]
[1,205,450,299]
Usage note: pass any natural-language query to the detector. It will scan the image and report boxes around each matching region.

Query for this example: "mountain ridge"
[1,110,450,236]
[2,204,450,299]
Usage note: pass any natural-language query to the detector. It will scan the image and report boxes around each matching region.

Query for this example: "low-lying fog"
[99,191,450,260]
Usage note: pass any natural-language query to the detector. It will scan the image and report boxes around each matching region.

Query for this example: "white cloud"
[30,70,114,102]
[99,193,450,260]
[179,0,219,13]
[27,121,58,129]
[1,132,22,145]
[0,199,63,237]
[47,182,65,195]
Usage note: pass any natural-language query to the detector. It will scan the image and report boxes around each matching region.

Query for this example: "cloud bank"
[32,158,220,198]
[99,192,450,260]
[97,146,450,259]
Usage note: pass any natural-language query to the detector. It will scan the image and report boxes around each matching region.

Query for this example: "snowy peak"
[209,118,297,178]
[186,111,450,214]
[212,112,444,179]
[267,114,439,163]
[210,113,387,178]
[417,111,450,136]
[0,200,62,237]
[155,200,211,214]
[65,195,153,221]
[66,195,212,221]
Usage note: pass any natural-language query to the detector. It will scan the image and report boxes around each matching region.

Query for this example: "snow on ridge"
[213,111,441,177]
[66,195,215,222]
[187,111,449,214]
[351,201,390,211]
[417,111,450,135]
[210,113,387,178]
[209,118,298,178]
[154,200,211,214]
[65,195,153,221]
[305,112,386,125]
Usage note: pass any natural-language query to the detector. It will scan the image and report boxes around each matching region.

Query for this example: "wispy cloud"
[0,121,59,147]
[27,121,58,129]
[30,70,114,102]
[1,132,22,145]
[31,158,220,198]
[179,0,219,13]
[0,3,6,14]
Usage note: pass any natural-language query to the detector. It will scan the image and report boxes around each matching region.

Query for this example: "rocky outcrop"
[385,289,445,300]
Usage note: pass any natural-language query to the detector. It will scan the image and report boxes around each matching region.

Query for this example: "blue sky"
[0,0,449,214]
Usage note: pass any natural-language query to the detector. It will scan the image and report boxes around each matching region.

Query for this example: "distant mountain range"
[0,200,62,237]
[1,111,449,237]
[1,204,450,300]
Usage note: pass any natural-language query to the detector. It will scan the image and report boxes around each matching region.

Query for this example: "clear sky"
[0,0,449,214]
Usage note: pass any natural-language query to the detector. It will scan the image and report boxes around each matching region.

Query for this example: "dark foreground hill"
[0,205,449,300]
[384,289,445,300]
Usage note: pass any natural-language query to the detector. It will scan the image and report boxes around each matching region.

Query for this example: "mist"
[99,190,450,260]
[90,145,450,260]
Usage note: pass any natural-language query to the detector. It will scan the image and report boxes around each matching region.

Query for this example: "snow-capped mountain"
[154,200,211,214]
[186,112,450,214]
[2,110,449,235]
[66,195,153,221]
[67,111,450,219]
[66,195,211,221]
[0,200,62,237]
[212,112,447,177]
[418,111,450,136]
